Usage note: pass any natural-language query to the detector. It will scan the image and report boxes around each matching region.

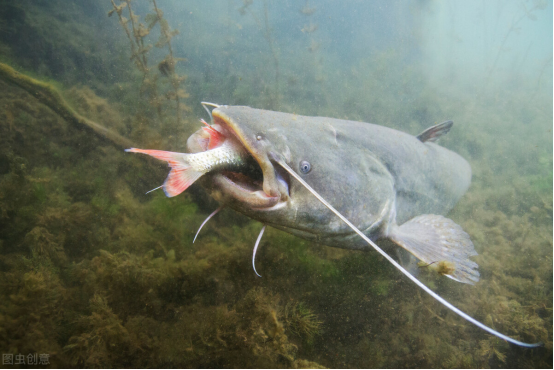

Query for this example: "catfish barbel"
[126,102,542,348]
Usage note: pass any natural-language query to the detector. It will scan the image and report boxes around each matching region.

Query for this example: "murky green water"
[0,0,551,368]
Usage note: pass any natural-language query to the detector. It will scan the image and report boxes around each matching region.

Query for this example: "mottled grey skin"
[188,106,471,251]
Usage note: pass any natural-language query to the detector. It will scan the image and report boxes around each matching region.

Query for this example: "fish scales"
[186,141,247,172]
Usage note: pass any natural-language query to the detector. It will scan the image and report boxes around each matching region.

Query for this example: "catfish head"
[186,104,392,246]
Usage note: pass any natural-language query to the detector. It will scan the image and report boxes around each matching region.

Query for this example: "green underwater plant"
[0,62,132,148]
[284,301,323,342]
[23,226,67,265]
[64,294,131,367]
[0,262,67,367]
[109,0,188,126]
[487,0,549,80]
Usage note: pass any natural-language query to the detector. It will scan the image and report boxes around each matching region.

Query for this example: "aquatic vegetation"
[418,260,456,277]
[284,302,323,342]
[23,226,67,265]
[487,0,549,80]
[64,294,131,367]
[0,264,67,367]
[0,63,133,148]
[109,0,188,127]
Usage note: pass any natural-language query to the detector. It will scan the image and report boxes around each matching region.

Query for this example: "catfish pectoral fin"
[388,214,480,285]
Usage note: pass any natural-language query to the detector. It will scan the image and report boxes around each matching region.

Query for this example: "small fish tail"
[125,148,204,197]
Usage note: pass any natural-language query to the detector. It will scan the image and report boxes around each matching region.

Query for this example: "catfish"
[126,103,542,348]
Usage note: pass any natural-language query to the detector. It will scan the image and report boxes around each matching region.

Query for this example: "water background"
[0,0,552,367]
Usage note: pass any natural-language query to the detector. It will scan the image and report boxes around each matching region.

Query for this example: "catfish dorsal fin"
[416,120,453,143]
[273,154,542,348]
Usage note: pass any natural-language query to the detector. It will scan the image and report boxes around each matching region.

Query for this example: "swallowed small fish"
[126,119,267,200]
[126,102,542,348]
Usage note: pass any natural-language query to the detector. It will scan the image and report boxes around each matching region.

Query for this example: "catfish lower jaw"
[186,123,287,209]
[211,173,281,208]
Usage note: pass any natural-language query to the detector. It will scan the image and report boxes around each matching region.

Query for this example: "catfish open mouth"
[186,109,289,209]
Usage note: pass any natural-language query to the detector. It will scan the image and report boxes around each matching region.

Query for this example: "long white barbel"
[274,156,542,348]
[252,225,266,277]
[201,102,220,125]
[193,206,223,243]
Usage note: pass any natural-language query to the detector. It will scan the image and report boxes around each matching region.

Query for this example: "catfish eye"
[299,160,311,174]
[256,134,263,141]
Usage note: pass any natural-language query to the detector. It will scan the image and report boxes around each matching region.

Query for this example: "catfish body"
[198,106,471,250]
[128,105,477,283]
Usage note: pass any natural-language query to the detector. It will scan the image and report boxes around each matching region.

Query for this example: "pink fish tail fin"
[125,148,204,197]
